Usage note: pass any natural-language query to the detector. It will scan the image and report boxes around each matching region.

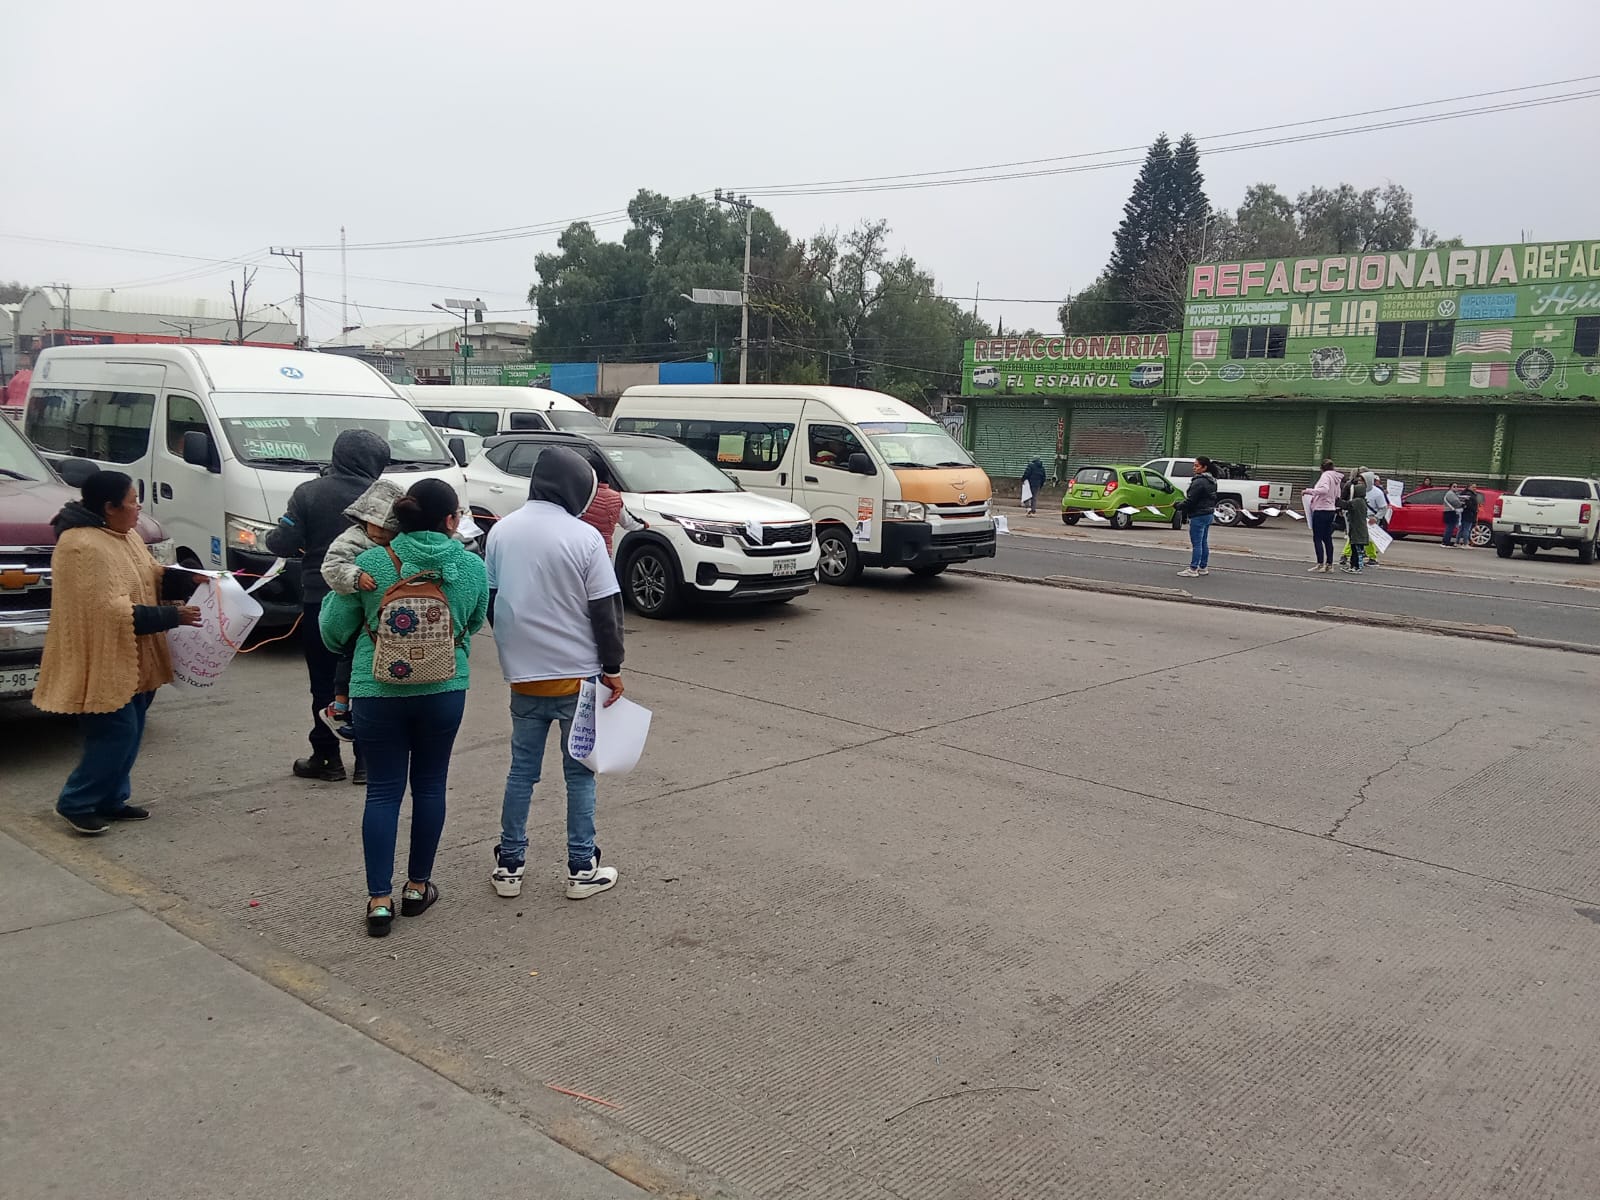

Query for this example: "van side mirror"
[182,430,220,473]
[448,436,468,467]
[55,456,97,487]
[848,452,877,476]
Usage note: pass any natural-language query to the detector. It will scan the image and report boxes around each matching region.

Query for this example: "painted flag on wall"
[1455,328,1513,354]
[1469,362,1510,388]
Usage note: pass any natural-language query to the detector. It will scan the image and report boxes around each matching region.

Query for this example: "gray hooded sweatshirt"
[265,429,391,603]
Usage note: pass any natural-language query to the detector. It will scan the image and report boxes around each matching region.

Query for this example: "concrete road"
[990,507,1600,647]
[4,576,1599,1199]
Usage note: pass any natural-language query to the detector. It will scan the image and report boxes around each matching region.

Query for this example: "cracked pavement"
[5,573,1599,1199]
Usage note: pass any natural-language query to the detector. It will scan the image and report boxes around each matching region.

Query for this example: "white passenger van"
[403,385,606,439]
[25,345,468,627]
[611,385,995,582]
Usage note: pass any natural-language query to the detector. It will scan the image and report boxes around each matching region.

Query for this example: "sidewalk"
[0,831,647,1200]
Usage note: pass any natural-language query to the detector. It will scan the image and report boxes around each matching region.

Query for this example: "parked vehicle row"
[1140,458,1292,527]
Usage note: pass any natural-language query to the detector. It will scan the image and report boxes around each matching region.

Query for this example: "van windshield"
[218,413,453,470]
[857,421,974,469]
[599,440,739,493]
[548,409,607,432]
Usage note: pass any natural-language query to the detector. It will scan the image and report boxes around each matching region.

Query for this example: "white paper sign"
[1020,480,1034,505]
[1285,510,1304,520]
[1145,506,1165,516]
[166,574,263,692]
[567,679,653,775]
[993,514,1010,534]
[1084,510,1109,523]
[1366,521,1394,554]
[1387,479,1405,507]
[1263,507,1281,517]
[852,519,873,545]
[1117,506,1140,515]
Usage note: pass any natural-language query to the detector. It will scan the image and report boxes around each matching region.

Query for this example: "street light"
[434,298,484,383]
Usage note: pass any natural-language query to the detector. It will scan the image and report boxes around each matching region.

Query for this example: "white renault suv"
[465,431,820,617]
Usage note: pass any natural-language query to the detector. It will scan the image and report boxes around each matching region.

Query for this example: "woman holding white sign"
[34,471,201,835]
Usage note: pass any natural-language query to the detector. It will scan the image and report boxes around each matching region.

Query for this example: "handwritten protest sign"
[166,573,263,691]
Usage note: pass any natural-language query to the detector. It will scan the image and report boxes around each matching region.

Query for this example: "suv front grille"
[0,554,52,615]
[761,522,813,546]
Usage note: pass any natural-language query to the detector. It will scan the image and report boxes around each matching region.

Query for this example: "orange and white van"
[611,385,995,584]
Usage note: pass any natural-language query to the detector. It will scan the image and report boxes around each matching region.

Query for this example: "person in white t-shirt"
[485,446,626,901]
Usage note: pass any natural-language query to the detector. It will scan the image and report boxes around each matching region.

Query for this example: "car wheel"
[623,544,681,618]
[1521,543,1539,559]
[908,563,947,578]
[1213,497,1242,527]
[1108,510,1133,531]
[1240,512,1266,528]
[816,525,863,585]
[1061,512,1081,526]
[1495,534,1514,559]
[1468,521,1492,548]
[1170,510,1184,530]
[1389,531,1408,540]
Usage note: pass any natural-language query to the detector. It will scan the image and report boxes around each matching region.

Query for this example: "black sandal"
[366,898,395,938]
[400,881,438,918]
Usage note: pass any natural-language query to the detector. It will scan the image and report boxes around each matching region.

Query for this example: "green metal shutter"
[1063,402,1166,474]
[1506,413,1600,477]
[970,400,1062,479]
[1181,406,1318,473]
[1327,410,1496,477]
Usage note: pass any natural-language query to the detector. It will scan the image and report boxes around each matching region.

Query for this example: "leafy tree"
[0,281,28,304]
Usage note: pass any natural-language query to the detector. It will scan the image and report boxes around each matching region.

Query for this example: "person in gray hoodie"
[484,446,626,903]
[316,478,403,741]
[266,429,391,782]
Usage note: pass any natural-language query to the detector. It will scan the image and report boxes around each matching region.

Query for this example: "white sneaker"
[1177,568,1199,577]
[491,848,525,898]
[1197,568,1209,576]
[566,853,618,900]
[1307,564,1324,573]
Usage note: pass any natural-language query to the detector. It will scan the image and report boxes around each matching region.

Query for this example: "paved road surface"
[990,520,1600,646]
[5,577,1599,1198]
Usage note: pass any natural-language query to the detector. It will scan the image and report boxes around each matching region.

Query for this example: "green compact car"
[1061,464,1185,530]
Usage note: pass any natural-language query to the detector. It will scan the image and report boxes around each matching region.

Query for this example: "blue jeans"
[1442,511,1460,546]
[57,691,156,818]
[1310,510,1336,563]
[354,690,466,897]
[1188,512,1214,569]
[498,691,597,870]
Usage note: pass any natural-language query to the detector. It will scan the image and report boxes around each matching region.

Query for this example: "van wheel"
[623,545,681,618]
[908,564,947,578]
[817,526,862,585]
[1213,497,1242,527]
[1108,510,1133,531]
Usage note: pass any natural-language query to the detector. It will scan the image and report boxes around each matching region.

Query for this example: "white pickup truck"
[1140,458,1293,528]
[1492,476,1600,564]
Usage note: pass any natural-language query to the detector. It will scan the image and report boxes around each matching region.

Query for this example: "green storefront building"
[962,238,1600,484]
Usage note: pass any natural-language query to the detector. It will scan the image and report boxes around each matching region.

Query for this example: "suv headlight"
[225,513,277,555]
[884,501,927,521]
[659,513,745,547]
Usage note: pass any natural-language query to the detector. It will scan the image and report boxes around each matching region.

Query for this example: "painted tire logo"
[1516,348,1555,388]
[1437,298,1457,318]
[279,366,304,379]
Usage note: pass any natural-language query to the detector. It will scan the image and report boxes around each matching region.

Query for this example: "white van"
[24,345,468,627]
[403,385,607,439]
[612,385,996,582]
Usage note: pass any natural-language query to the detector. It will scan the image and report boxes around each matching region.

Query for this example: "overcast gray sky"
[6,0,1596,343]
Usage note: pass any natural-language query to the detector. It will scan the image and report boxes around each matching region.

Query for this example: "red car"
[1386,485,1501,548]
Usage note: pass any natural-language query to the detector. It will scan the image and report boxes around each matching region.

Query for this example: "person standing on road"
[1337,478,1370,573]
[1305,460,1343,573]
[1175,455,1217,578]
[1441,483,1466,547]
[319,479,488,938]
[486,446,626,904]
[1458,484,1482,549]
[34,471,202,835]
[1021,457,1046,517]
[266,429,391,785]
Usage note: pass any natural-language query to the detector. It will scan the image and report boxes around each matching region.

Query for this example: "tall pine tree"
[1106,133,1171,308]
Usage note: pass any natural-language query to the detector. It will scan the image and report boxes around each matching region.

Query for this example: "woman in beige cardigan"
[33,471,200,835]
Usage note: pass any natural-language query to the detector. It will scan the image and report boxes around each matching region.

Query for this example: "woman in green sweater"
[321,478,488,937]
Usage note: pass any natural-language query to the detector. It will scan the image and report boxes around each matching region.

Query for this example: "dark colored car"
[1386,486,1502,547]
[1,415,170,701]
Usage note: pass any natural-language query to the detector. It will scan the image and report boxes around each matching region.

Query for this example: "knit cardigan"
[33,527,175,714]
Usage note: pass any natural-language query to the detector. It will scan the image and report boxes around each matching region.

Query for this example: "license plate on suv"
[3,666,41,694]
[1527,525,1556,535]
[772,558,798,577]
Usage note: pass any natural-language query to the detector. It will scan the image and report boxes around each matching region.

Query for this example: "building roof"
[15,288,297,342]
[321,322,456,351]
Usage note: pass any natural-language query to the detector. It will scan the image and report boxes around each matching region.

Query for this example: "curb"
[950,567,1600,656]
[0,808,737,1200]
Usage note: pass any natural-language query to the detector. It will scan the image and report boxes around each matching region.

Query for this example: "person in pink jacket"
[1305,459,1343,573]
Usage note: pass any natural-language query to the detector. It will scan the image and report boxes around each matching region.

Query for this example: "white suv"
[465,431,820,617]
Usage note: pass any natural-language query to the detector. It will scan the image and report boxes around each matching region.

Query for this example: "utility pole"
[714,189,754,384]
[270,247,307,347]
[47,283,72,342]
[765,311,773,383]
[340,226,348,336]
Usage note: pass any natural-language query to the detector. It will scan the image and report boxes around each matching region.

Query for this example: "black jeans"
[301,600,341,758]
[1310,510,1336,563]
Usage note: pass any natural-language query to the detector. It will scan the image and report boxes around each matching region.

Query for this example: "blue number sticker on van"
[279,366,304,380]
[211,536,223,566]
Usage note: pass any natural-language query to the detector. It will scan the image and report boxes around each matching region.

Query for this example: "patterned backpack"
[367,546,461,685]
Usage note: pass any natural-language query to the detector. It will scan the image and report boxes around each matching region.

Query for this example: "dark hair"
[1321,459,1336,472]
[82,470,134,520]
[392,477,459,534]
[1194,455,1213,472]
